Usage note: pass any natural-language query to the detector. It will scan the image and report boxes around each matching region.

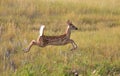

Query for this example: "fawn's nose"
[75,27,78,30]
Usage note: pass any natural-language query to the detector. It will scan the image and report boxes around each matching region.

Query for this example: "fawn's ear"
[67,20,72,24]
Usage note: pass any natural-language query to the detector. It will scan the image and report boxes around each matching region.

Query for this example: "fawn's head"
[67,20,78,30]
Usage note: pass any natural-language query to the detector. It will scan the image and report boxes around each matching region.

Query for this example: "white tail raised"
[39,25,45,36]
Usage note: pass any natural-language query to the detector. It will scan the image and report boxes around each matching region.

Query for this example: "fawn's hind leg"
[24,25,45,53]
[24,40,37,52]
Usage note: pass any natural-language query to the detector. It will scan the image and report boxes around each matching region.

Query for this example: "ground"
[0,0,120,76]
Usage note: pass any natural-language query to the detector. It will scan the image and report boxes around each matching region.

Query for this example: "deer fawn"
[24,20,78,52]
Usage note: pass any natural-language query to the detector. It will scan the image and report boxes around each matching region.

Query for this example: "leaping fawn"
[24,20,78,52]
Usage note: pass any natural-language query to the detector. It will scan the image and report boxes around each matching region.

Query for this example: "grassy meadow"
[0,0,120,76]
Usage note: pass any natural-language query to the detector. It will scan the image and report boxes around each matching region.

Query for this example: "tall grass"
[0,0,120,76]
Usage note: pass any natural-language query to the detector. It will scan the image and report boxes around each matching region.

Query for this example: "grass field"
[0,0,120,76]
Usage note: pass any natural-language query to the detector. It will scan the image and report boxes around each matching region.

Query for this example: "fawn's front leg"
[69,39,77,51]
[24,40,37,52]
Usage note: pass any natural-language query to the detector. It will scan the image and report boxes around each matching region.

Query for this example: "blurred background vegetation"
[0,0,120,76]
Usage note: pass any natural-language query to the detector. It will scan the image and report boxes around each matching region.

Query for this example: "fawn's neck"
[65,26,71,38]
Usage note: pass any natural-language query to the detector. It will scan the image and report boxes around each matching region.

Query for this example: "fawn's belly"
[47,39,69,45]
[39,40,68,47]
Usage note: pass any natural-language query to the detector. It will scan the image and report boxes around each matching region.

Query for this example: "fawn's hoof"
[70,48,75,51]
[70,48,77,51]
[23,48,29,53]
